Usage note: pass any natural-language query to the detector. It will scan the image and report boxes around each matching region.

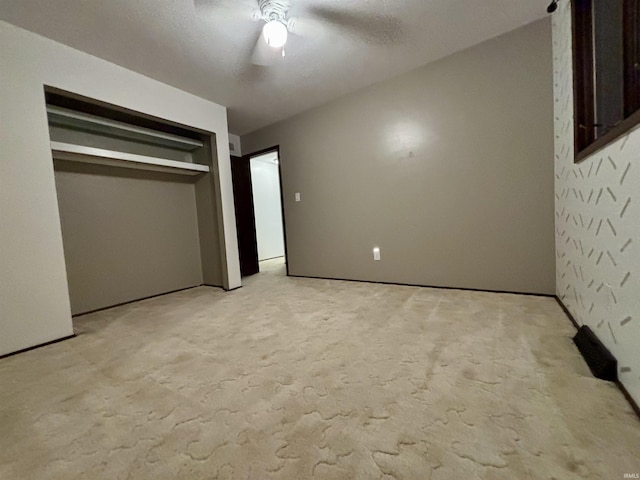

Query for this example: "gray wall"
[54,161,203,315]
[243,19,555,294]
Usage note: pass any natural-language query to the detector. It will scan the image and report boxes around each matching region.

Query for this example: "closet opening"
[45,87,228,317]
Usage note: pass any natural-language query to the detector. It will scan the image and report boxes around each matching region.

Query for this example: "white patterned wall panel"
[552,2,640,404]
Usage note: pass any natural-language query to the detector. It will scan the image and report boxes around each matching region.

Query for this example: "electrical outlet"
[373,247,381,261]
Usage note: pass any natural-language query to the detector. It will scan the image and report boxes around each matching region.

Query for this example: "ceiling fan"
[195,0,402,67]
[195,0,303,66]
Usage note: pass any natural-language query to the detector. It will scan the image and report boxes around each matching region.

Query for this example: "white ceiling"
[0,0,550,135]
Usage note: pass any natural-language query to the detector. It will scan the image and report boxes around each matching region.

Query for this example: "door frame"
[246,145,290,276]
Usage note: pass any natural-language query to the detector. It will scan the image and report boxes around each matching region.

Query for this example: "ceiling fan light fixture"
[263,20,288,48]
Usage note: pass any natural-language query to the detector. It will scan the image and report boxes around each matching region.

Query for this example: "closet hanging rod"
[47,106,204,152]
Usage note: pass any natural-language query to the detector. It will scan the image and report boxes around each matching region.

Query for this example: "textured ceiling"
[0,0,550,135]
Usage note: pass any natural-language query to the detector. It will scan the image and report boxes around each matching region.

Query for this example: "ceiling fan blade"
[232,25,270,82]
[194,0,259,19]
[194,0,213,8]
[194,0,226,12]
[306,6,402,45]
[286,16,325,39]
[251,32,283,66]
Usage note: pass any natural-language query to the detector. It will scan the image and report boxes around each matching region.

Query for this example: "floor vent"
[573,325,618,382]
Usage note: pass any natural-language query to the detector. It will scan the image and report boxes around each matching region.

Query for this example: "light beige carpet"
[1,258,639,479]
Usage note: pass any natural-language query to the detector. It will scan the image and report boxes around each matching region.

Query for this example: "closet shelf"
[47,106,204,152]
[51,142,210,176]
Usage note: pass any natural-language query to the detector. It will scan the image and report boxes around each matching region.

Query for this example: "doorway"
[230,146,287,277]
[250,151,285,262]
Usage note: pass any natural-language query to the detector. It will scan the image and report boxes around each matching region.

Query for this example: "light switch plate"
[295,192,301,202]
[373,247,381,261]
